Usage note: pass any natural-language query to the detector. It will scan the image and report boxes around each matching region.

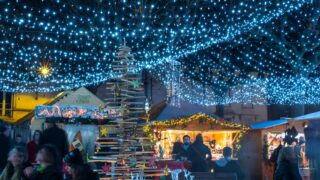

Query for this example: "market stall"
[144,113,248,160]
[241,118,311,180]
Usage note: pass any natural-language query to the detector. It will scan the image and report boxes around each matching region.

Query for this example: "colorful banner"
[35,105,122,119]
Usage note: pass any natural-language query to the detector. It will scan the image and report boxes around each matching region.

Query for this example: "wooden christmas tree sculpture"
[89,42,161,179]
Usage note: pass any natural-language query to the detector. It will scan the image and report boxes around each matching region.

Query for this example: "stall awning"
[250,119,288,130]
[294,111,320,121]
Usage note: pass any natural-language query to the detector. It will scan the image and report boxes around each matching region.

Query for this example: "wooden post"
[2,92,6,116]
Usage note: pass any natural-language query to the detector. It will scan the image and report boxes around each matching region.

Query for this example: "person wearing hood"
[188,134,212,172]
[212,147,245,180]
[63,149,98,180]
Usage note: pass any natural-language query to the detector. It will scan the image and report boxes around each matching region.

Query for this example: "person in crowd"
[212,147,245,180]
[274,137,302,180]
[270,144,283,176]
[188,134,212,172]
[181,135,192,159]
[39,122,68,165]
[14,134,26,147]
[172,135,192,160]
[27,130,42,164]
[63,149,98,180]
[0,126,11,172]
[0,146,30,180]
[172,141,183,160]
[30,144,63,180]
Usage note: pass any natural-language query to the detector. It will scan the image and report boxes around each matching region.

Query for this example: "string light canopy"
[0,0,318,105]
[152,1,320,105]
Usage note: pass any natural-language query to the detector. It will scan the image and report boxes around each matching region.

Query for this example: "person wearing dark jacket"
[13,134,26,147]
[172,135,192,160]
[172,141,183,160]
[212,147,245,180]
[64,149,98,180]
[0,126,11,172]
[189,134,212,172]
[274,129,302,180]
[39,123,68,165]
[270,144,283,176]
[32,144,63,180]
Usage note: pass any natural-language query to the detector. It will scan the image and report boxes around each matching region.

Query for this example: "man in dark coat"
[39,123,69,165]
[0,126,11,172]
[189,134,212,172]
[274,134,302,180]
[181,135,192,158]
[213,147,245,180]
[172,135,192,160]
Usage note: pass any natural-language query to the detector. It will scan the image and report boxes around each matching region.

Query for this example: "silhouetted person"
[39,123,68,165]
[14,134,26,147]
[0,126,11,172]
[181,135,192,159]
[172,141,183,160]
[213,147,245,180]
[172,135,192,160]
[270,144,283,176]
[274,138,301,180]
[64,149,98,180]
[27,130,42,164]
[32,144,63,180]
[189,134,212,172]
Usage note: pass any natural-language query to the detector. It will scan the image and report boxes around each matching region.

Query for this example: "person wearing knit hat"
[63,149,98,180]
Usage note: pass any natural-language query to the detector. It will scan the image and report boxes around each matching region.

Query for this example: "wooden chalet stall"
[241,118,311,180]
[144,113,249,160]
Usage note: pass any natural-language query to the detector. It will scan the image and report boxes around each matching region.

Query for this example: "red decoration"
[102,163,110,173]
[148,157,156,167]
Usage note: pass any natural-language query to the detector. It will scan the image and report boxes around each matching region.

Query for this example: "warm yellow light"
[39,66,50,76]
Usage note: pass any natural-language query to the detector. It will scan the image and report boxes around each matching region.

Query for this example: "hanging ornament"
[96,143,101,153]
[166,59,181,107]
[145,98,151,113]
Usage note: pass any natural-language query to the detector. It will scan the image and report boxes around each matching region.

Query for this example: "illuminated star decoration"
[129,80,140,88]
[141,163,146,171]
[39,66,51,76]
[100,127,108,137]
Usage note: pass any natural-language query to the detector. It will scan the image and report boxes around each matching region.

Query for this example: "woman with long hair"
[27,130,42,164]
[0,146,29,180]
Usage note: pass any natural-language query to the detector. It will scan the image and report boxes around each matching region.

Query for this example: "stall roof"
[155,100,218,121]
[294,111,320,121]
[250,119,288,130]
